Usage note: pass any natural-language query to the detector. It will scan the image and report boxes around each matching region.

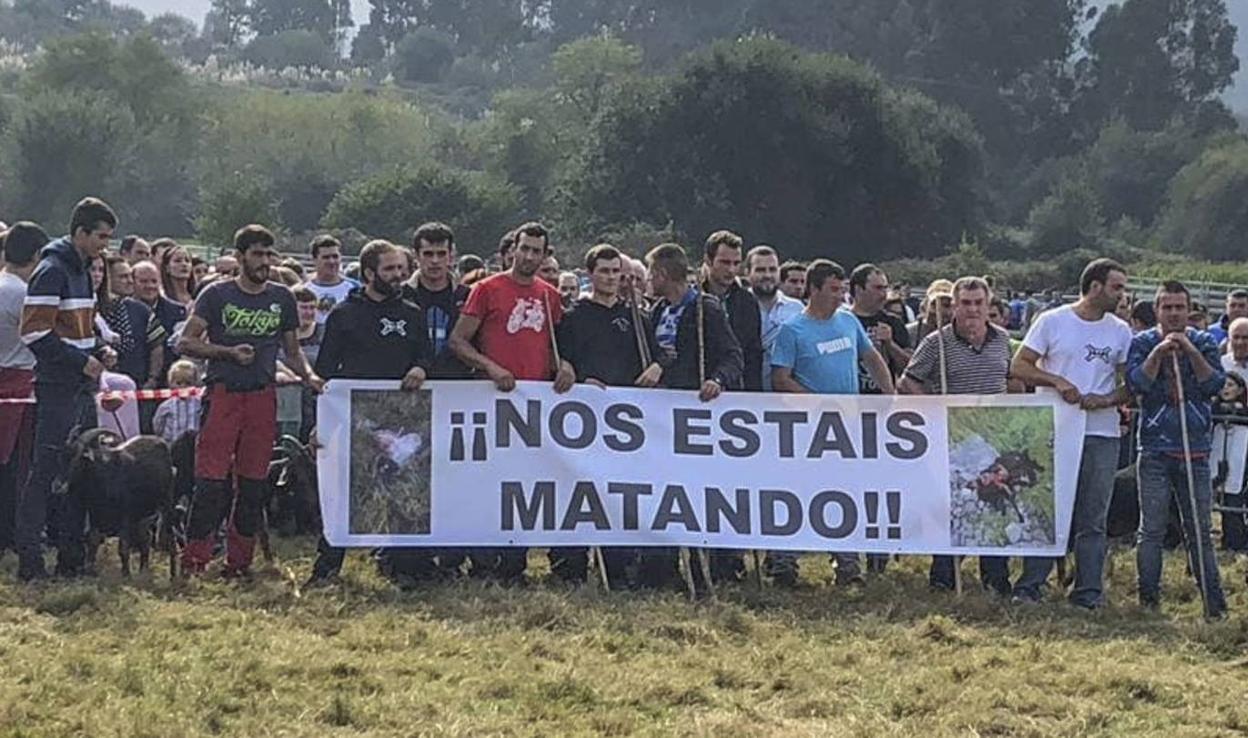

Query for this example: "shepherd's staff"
[1172,352,1213,616]
[694,291,717,602]
[543,291,611,593]
[932,296,962,596]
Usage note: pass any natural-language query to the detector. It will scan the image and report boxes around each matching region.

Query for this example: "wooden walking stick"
[544,291,610,592]
[1172,352,1213,616]
[694,291,717,602]
[933,297,963,596]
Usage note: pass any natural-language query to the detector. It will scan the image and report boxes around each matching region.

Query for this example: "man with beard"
[178,225,324,578]
[557,244,663,587]
[450,222,575,584]
[1011,258,1133,608]
[746,245,802,392]
[305,239,433,587]
[900,277,1013,595]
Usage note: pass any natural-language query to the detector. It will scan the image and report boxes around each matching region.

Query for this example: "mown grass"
[1,540,1247,737]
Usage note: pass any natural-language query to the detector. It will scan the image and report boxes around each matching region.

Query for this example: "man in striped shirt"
[900,276,1014,595]
[16,197,116,581]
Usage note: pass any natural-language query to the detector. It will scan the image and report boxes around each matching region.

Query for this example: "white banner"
[317,381,1086,556]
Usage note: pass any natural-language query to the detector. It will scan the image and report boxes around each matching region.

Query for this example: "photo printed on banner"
[349,389,433,535]
[947,405,1056,548]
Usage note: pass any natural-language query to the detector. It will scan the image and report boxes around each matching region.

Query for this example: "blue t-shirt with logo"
[770,308,873,395]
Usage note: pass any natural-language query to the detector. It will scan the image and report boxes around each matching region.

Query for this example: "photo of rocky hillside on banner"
[349,389,433,535]
[948,406,1056,548]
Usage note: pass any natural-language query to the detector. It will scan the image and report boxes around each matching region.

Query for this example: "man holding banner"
[450,222,576,584]
[900,276,1013,595]
[770,259,895,586]
[305,239,433,587]
[1010,258,1132,608]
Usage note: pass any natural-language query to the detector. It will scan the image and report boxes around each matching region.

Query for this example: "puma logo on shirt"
[817,337,853,355]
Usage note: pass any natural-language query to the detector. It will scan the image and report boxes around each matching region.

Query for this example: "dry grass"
[1,540,1247,737]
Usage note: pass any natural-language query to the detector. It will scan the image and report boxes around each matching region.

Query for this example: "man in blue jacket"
[1126,279,1228,618]
[16,198,116,581]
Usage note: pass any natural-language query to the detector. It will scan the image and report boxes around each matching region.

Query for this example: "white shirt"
[1022,304,1132,438]
[0,271,35,370]
[305,277,359,324]
[756,290,804,391]
[1214,354,1248,494]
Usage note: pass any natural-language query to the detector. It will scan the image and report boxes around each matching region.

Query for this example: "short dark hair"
[310,234,341,258]
[234,225,276,254]
[513,222,549,251]
[119,235,143,255]
[414,222,455,251]
[70,197,117,237]
[704,230,743,262]
[1131,300,1156,328]
[990,296,1008,315]
[291,284,316,303]
[646,243,689,282]
[1228,289,1248,302]
[1155,280,1190,306]
[105,253,127,272]
[1190,301,1207,315]
[779,260,806,282]
[359,239,397,280]
[1080,258,1125,296]
[806,259,846,292]
[498,230,516,257]
[585,243,622,273]
[848,263,884,297]
[746,245,778,270]
[1,221,48,266]
[459,254,485,273]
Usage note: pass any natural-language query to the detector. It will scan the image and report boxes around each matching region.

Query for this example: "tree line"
[0,0,1243,268]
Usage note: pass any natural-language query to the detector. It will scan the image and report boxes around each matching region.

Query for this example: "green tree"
[566,38,985,262]
[0,90,137,229]
[245,29,336,69]
[1154,138,1248,261]
[322,165,520,252]
[551,35,641,121]
[1026,176,1105,255]
[197,174,283,250]
[393,27,456,83]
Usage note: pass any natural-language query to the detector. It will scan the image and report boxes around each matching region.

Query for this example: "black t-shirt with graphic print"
[194,280,299,389]
[856,310,911,394]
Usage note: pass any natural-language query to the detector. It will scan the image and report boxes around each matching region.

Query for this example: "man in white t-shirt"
[1010,258,1133,609]
[304,235,359,324]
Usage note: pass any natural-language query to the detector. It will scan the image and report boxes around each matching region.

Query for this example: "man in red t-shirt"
[451,221,575,583]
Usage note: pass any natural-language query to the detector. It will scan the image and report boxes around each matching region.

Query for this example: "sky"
[122,0,1247,113]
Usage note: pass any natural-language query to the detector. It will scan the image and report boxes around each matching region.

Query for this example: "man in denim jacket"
[1126,279,1228,618]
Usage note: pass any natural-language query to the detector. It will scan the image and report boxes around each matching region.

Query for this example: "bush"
[196,175,282,250]
[321,165,521,255]
[394,28,456,85]
[1026,176,1105,256]
[245,30,336,71]
[1154,138,1248,261]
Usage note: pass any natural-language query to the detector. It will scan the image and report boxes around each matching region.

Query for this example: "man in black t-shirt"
[306,238,433,587]
[178,225,324,578]
[849,263,911,576]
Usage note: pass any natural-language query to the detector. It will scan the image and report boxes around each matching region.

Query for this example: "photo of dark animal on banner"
[947,406,1056,548]
[347,389,433,535]
[318,381,1085,556]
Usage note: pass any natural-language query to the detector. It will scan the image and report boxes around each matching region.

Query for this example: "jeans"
[1136,452,1227,616]
[16,381,97,577]
[930,556,1010,595]
[1015,435,1119,607]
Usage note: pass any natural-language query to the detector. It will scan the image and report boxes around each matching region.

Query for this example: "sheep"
[67,428,177,579]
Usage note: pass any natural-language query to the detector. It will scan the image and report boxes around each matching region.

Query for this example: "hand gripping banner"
[317,381,1086,556]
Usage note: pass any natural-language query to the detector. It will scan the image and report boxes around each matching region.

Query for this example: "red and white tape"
[0,387,204,405]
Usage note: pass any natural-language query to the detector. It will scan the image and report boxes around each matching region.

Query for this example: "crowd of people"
[0,196,1244,620]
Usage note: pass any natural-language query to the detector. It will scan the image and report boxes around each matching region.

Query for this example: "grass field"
[2,540,1248,737]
